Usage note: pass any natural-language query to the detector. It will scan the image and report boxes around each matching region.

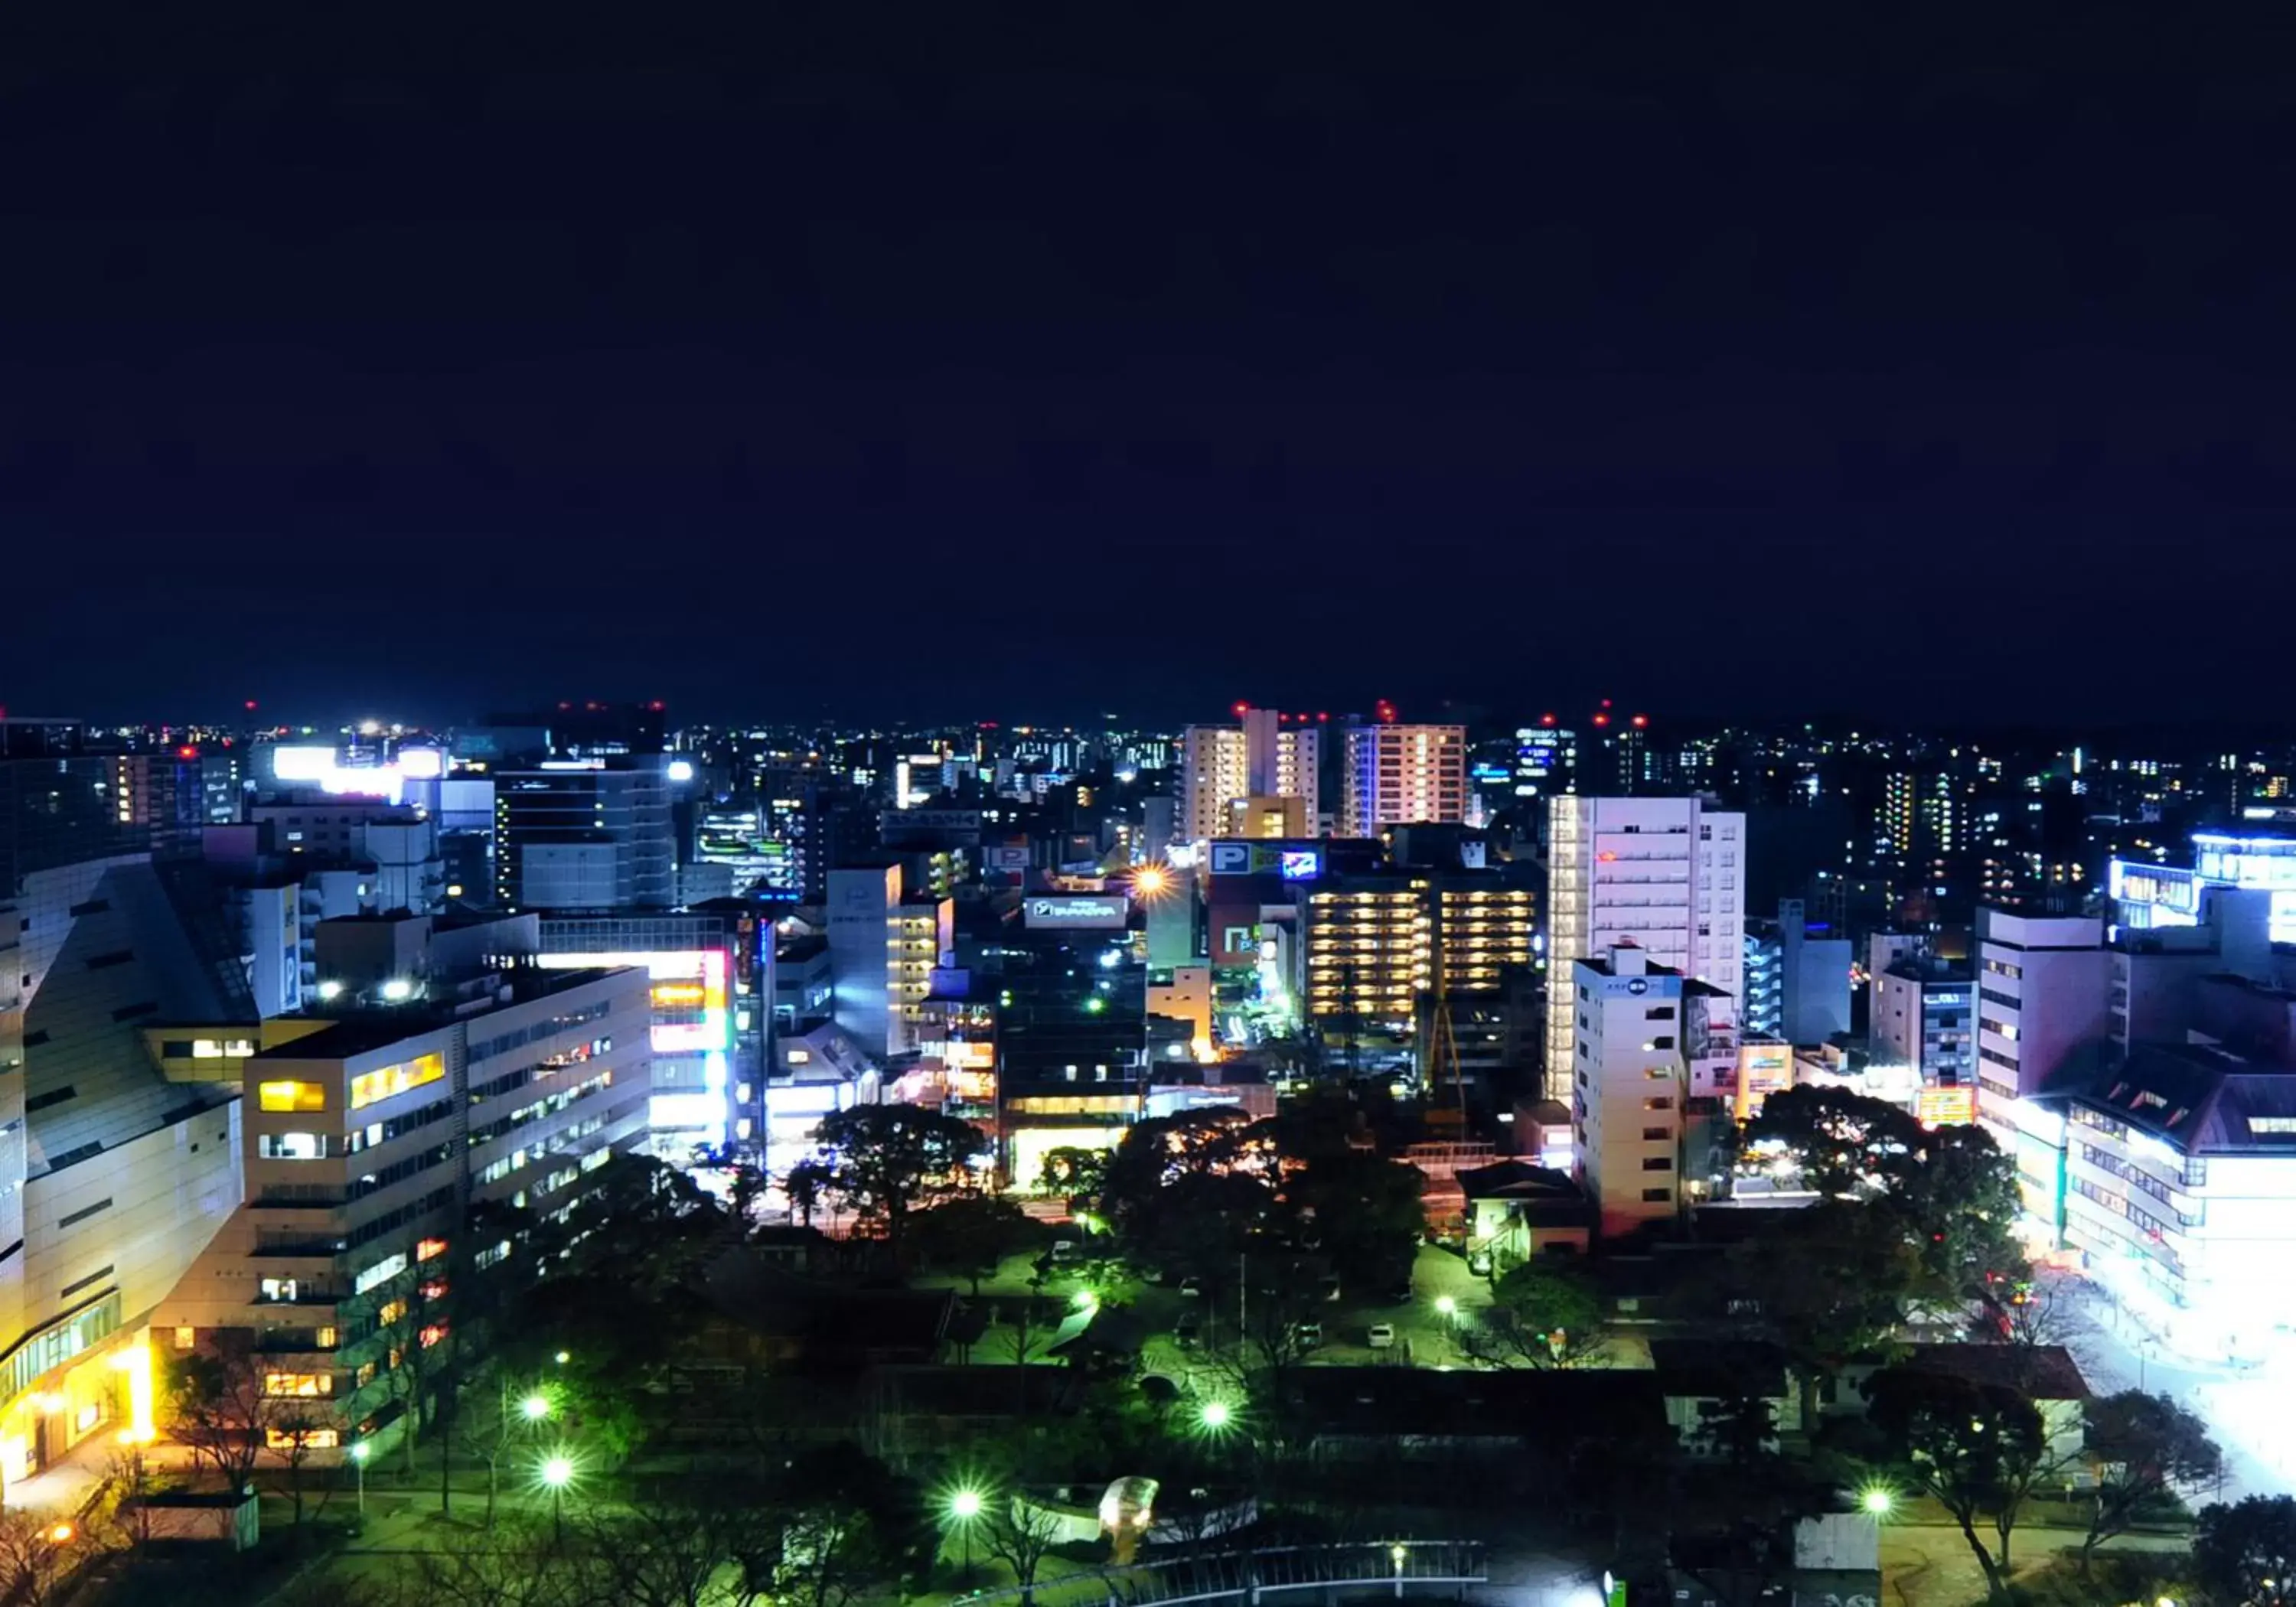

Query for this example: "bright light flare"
[1132,865,1171,900]
[948,1488,983,1520]
[539,1454,576,1489]
[1199,1400,1231,1430]
[522,1393,553,1422]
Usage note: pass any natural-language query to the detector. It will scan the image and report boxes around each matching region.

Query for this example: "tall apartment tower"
[1544,795,1746,1094]
[1342,724,1466,837]
[1570,944,1688,1238]
[1973,908,2109,1148]
[1179,709,1319,841]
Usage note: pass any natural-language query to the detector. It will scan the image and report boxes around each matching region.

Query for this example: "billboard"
[1917,1085,1977,1127]
[1209,839,1323,878]
[1023,895,1129,930]
[534,948,730,1052]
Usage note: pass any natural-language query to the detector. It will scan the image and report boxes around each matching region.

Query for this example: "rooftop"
[1894,1342,2090,1401]
[251,964,628,1060]
[2075,1041,2296,1156]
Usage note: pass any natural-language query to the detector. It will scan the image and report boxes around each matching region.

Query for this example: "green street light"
[946,1488,985,1582]
[522,1393,553,1423]
[1433,1295,1457,1317]
[1861,1486,1895,1518]
[1200,1400,1231,1431]
[538,1452,577,1543]
[349,1440,370,1516]
[553,1350,571,1366]
[1071,1289,1099,1312]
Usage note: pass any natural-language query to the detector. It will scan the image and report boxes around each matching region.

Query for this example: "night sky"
[4,11,2293,729]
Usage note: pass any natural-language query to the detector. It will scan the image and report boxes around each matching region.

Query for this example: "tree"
[1459,1258,1609,1369]
[2195,1495,2296,1607]
[1035,1146,1110,1204]
[782,1158,837,1230]
[1099,1109,1271,1234]
[907,1194,1043,1296]
[1864,1367,2073,1601]
[977,1495,1066,1605]
[1730,1201,1926,1426]
[578,1495,777,1607]
[1888,1122,2028,1299]
[0,1503,112,1607]
[763,1441,931,1607]
[1744,1084,1922,1200]
[810,1104,989,1265]
[2081,1390,2220,1569]
[168,1332,292,1493]
[270,1407,332,1529]
[1278,1152,1424,1293]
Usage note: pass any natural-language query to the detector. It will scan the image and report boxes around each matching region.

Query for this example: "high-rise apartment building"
[1180,709,1319,843]
[826,865,951,1062]
[1544,796,1746,1094]
[1568,944,1691,1238]
[1342,725,1466,837]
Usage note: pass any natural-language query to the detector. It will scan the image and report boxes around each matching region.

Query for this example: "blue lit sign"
[1278,849,1322,882]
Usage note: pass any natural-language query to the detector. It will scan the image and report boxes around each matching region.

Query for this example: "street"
[2047,1270,2289,1504]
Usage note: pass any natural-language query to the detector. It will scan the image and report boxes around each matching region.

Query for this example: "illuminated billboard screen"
[1917,1086,1977,1127]
[534,948,730,1052]
[1278,849,1322,882]
[1022,895,1128,930]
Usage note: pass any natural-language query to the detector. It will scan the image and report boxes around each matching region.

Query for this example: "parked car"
[1366,1323,1397,1350]
[1050,1240,1080,1263]
[1292,1321,1323,1349]
[1175,1319,1201,1350]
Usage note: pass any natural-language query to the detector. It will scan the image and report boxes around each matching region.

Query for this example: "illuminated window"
[259,1132,325,1161]
[258,1081,326,1113]
[172,1326,195,1351]
[266,1426,340,1449]
[414,1237,448,1263]
[349,1054,446,1111]
[317,1327,338,1348]
[377,1299,407,1326]
[263,1373,332,1398]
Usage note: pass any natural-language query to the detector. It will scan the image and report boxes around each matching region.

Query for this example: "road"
[2047,1270,2288,1504]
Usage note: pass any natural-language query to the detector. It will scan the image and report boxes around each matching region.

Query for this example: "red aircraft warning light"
[1632,714,1649,729]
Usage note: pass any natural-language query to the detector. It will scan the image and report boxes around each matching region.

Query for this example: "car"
[1292,1321,1322,1349]
[1174,1320,1201,1351]
[1366,1323,1397,1350]
[1049,1240,1080,1263]
[1178,1276,1203,1299]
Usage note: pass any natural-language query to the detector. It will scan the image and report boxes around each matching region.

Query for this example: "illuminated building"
[1511,718,1579,804]
[2037,1042,2296,1360]
[1569,946,1692,1237]
[493,759,673,910]
[1740,899,1851,1046]
[2112,831,2296,947]
[538,907,760,1148]
[160,934,653,1461]
[972,923,1149,1183]
[1544,796,1745,1097]
[0,850,252,1492]
[1870,953,1974,1094]
[826,865,951,1062]
[1342,724,1467,837]
[1180,709,1319,843]
[1973,908,2108,1149]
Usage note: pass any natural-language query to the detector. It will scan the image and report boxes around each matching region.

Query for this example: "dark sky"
[5,10,2294,729]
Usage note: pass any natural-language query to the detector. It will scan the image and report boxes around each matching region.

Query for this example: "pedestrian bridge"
[958,1540,1488,1607]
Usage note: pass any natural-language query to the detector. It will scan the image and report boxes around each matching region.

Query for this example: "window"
[1642,1096,1674,1111]
[2251,1117,2296,1135]
[1642,1156,1675,1172]
[259,1133,326,1161]
[1642,1126,1671,1141]
[1642,1188,1673,1203]
[173,1326,195,1351]
[266,1426,339,1449]
[350,1054,446,1111]
[317,1326,338,1348]
[259,1081,326,1113]
[262,1373,332,1398]
[57,1198,112,1230]
[1644,1006,1675,1020]
[1644,1066,1673,1080]
[414,1237,448,1263]
[1643,1036,1675,1051]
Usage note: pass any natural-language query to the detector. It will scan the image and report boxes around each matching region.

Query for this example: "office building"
[1510,718,1580,809]
[826,865,951,1063]
[1179,709,1319,843]
[971,921,1149,1184]
[1973,908,2110,1148]
[1567,945,1690,1239]
[1342,724,1467,837]
[1741,899,1851,1046]
[494,760,673,911]
[158,930,653,1459]
[0,851,257,1489]
[1544,796,1746,1097]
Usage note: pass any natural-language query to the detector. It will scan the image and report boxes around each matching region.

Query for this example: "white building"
[1544,796,1746,1094]
[1342,724,1467,837]
[1974,908,2109,1149]
[1567,945,1689,1238]
[826,865,951,1063]
[1179,709,1319,843]
[158,952,653,1458]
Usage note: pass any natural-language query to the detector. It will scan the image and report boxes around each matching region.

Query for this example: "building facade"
[1567,946,1688,1239]
[1974,908,2109,1149]
[1544,796,1746,1097]
[1180,710,1319,843]
[1341,724,1467,837]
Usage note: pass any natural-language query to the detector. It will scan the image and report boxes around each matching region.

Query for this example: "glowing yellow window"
[348,1053,446,1111]
[257,1081,326,1113]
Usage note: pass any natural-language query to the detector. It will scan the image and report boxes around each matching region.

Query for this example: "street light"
[1433,1296,1457,1318]
[522,1393,553,1424]
[1861,1487,1893,1518]
[538,1452,576,1543]
[45,1524,72,1546]
[350,1441,370,1516]
[947,1488,985,1583]
[553,1350,571,1366]
[1199,1400,1232,1431]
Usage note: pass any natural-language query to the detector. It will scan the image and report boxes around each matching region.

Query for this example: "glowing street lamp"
[538,1452,577,1543]
[1199,1400,1232,1432]
[522,1393,553,1424]
[946,1487,985,1582]
[350,1440,370,1515]
[1861,1485,1895,1519]
[1433,1295,1457,1319]
[553,1350,571,1366]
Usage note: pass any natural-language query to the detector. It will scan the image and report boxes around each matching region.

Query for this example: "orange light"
[46,1524,71,1545]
